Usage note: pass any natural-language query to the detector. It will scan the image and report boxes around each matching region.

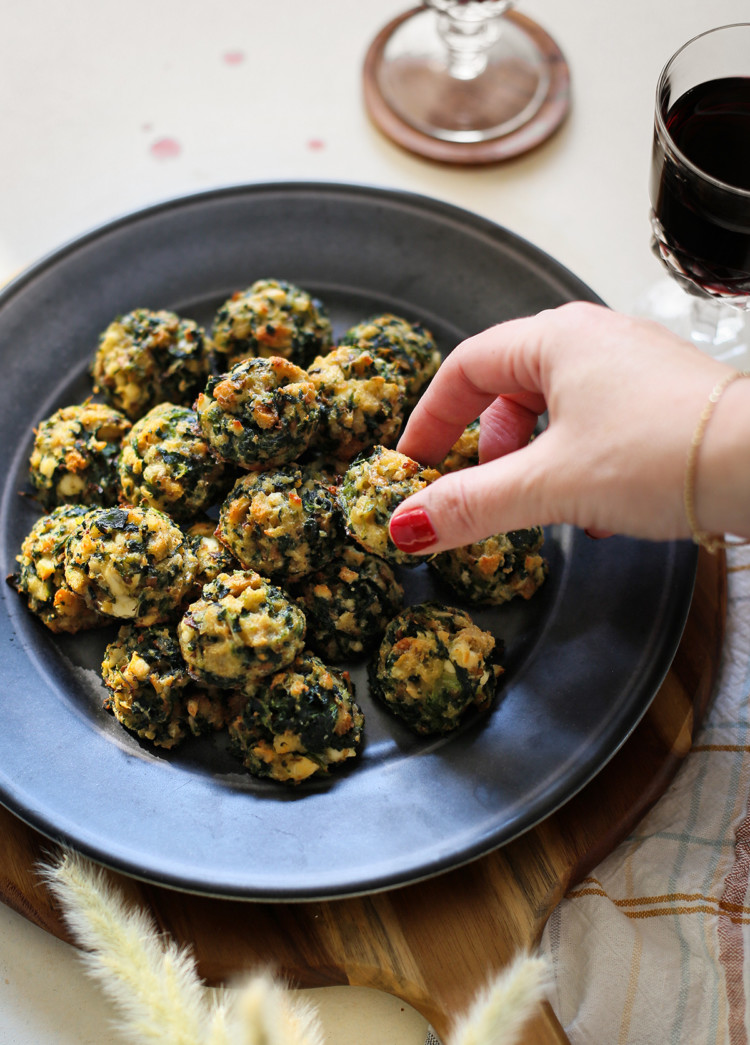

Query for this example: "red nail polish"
[390,508,437,553]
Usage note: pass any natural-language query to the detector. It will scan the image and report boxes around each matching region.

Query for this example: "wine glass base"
[363,8,570,164]
[634,278,750,370]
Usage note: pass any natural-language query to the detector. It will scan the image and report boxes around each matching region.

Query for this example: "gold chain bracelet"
[684,369,750,554]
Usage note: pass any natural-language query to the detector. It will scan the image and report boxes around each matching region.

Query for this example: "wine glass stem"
[437,8,502,80]
[689,295,748,362]
[690,296,723,346]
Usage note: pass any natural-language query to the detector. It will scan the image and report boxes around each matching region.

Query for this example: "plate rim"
[0,179,598,308]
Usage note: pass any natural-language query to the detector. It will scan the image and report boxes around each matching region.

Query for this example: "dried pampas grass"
[447,952,552,1045]
[41,849,324,1045]
[40,848,550,1045]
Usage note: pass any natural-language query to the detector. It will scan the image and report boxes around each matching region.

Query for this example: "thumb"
[389,439,556,554]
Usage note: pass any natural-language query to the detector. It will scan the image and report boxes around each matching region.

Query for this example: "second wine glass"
[647,23,750,366]
[363,0,570,163]
[376,0,549,143]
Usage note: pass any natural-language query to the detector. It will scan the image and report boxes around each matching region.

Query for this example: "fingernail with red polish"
[390,507,437,553]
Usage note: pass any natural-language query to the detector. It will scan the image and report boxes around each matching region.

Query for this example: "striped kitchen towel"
[541,545,750,1043]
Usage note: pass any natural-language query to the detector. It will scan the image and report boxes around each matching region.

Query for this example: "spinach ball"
[211,279,333,370]
[228,651,363,784]
[339,445,440,567]
[102,623,229,747]
[437,419,480,474]
[195,356,320,469]
[118,403,229,522]
[177,570,305,688]
[216,466,344,581]
[431,528,548,605]
[369,602,503,735]
[184,518,240,595]
[339,313,441,406]
[101,624,192,749]
[64,505,198,625]
[92,308,208,420]
[28,401,131,509]
[291,544,404,661]
[13,504,106,633]
[307,345,405,460]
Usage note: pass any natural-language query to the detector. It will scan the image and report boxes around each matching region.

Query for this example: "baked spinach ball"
[291,544,404,662]
[92,308,208,420]
[118,403,229,522]
[297,451,352,485]
[339,313,441,406]
[228,651,364,784]
[12,504,106,633]
[64,505,198,625]
[195,356,320,469]
[307,345,406,460]
[28,401,131,509]
[101,621,230,746]
[183,684,234,738]
[369,602,503,735]
[184,518,240,594]
[431,528,548,605]
[101,624,192,749]
[177,569,305,688]
[216,466,343,581]
[339,445,441,567]
[210,279,333,370]
[437,418,480,474]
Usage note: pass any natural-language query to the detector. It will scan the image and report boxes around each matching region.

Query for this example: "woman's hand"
[390,302,740,553]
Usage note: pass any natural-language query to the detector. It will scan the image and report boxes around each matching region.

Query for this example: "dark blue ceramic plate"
[0,183,696,899]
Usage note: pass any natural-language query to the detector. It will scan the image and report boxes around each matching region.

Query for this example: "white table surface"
[1,1,748,1041]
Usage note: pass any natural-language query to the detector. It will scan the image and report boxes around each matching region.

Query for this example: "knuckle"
[555,300,606,325]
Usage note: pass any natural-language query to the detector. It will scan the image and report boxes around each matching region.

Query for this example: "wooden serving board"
[0,547,725,1044]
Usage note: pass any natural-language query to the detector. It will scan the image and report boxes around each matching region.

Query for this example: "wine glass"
[647,23,750,366]
[362,1,570,164]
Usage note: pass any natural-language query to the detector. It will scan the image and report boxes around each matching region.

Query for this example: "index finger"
[397,315,549,465]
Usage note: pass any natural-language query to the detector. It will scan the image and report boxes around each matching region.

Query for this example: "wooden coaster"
[363,8,571,165]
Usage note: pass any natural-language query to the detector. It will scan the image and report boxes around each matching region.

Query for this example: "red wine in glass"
[650,76,750,303]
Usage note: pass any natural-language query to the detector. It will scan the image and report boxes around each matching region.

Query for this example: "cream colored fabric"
[541,545,750,1044]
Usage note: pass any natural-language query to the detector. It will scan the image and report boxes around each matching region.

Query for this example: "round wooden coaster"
[363,7,571,165]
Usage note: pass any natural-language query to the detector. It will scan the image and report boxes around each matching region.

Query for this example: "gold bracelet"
[684,368,750,554]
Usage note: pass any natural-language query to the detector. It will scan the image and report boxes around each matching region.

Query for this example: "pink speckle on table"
[150,137,182,160]
[307,138,326,151]
[223,50,245,65]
